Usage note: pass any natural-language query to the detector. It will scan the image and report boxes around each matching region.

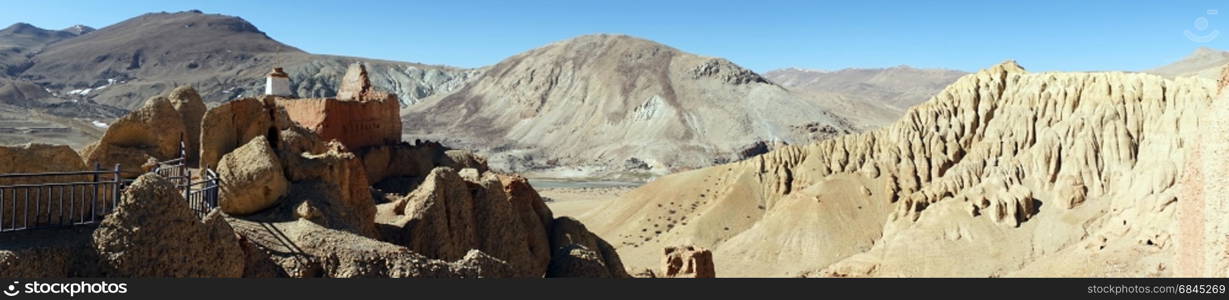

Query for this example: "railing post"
[113,164,121,214]
[91,163,99,223]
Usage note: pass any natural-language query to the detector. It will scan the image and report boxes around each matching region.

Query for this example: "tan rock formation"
[217,137,288,215]
[92,174,244,277]
[280,140,376,237]
[337,63,373,101]
[585,61,1219,277]
[82,95,187,176]
[167,86,207,165]
[661,245,715,278]
[200,96,290,171]
[1175,66,1229,277]
[381,167,548,277]
[0,143,91,226]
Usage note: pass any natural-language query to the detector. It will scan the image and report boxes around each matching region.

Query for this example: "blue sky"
[2,0,1227,72]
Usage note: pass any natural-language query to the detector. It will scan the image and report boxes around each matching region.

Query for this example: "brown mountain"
[11,10,477,109]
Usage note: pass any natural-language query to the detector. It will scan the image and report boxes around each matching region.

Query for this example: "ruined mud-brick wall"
[277,93,402,152]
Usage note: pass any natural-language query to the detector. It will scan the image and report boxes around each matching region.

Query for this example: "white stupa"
[265,67,291,97]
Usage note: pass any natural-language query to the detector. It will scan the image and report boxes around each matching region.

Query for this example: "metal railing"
[184,169,220,219]
[0,164,123,232]
[0,138,221,232]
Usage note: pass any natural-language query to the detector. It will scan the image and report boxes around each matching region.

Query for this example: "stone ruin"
[276,63,402,152]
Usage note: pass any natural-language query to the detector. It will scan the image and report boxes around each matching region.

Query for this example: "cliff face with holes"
[583,61,1222,276]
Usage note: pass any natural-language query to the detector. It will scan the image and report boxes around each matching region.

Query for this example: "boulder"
[82,96,187,176]
[547,217,630,278]
[661,245,716,278]
[200,96,290,171]
[167,86,207,165]
[218,137,289,215]
[357,141,491,187]
[92,174,244,277]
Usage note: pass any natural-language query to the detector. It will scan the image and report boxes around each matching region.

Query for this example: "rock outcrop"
[217,137,288,215]
[661,246,716,278]
[92,174,244,277]
[337,63,373,100]
[280,141,377,237]
[0,144,91,226]
[167,86,207,165]
[200,96,290,170]
[381,167,549,277]
[82,96,187,176]
[547,217,630,278]
[588,60,1220,277]
[0,143,87,177]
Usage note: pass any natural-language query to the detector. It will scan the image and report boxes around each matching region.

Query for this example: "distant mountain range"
[1,9,1220,180]
[2,11,476,109]
[1145,46,1229,79]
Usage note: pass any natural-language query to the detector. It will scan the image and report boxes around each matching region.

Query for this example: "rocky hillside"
[6,11,478,109]
[1146,47,1229,79]
[405,34,858,179]
[764,66,966,126]
[579,61,1221,276]
[0,22,92,76]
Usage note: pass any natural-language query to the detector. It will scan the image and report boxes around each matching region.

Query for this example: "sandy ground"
[539,185,634,219]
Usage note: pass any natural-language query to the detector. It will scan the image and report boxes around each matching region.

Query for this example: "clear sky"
[2,0,1227,72]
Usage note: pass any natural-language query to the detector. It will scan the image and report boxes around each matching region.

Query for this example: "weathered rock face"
[547,217,630,278]
[499,174,554,272]
[200,96,290,171]
[218,137,289,215]
[661,246,715,278]
[380,167,551,277]
[1176,67,1229,277]
[280,141,377,238]
[92,174,244,277]
[0,144,92,226]
[82,96,188,176]
[167,86,207,165]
